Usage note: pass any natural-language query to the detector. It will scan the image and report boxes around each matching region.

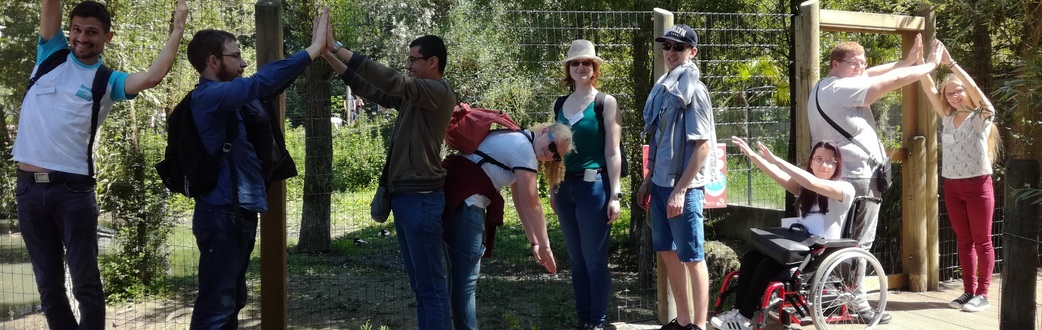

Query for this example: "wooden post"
[1000,160,1040,330]
[902,136,927,291]
[916,4,940,291]
[256,1,287,328]
[652,8,679,325]
[794,0,819,165]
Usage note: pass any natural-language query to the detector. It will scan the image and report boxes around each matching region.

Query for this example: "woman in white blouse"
[918,43,1001,313]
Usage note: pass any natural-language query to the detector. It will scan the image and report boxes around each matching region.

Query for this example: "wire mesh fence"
[1,4,1032,329]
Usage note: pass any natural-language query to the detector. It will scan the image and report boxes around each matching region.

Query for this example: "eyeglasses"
[944,88,965,98]
[547,130,562,161]
[812,157,838,167]
[406,55,433,64]
[569,60,594,67]
[661,42,688,52]
[842,59,867,68]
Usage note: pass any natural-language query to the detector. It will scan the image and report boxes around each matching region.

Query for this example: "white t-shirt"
[940,112,993,179]
[13,33,133,175]
[460,130,539,207]
[788,181,856,239]
[807,76,885,179]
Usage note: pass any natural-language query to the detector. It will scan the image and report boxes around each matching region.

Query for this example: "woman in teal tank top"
[550,39,623,330]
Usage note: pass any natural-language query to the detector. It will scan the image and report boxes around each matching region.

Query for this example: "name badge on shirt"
[567,111,585,126]
[942,133,955,144]
[33,81,56,94]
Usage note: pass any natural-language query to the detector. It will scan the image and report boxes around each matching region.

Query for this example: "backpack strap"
[86,65,113,177]
[592,91,607,136]
[225,109,241,211]
[24,49,71,99]
[553,95,568,122]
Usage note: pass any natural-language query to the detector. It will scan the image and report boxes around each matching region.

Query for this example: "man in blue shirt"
[14,1,187,328]
[183,8,330,329]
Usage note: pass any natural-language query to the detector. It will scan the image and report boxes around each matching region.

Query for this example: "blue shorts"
[650,184,705,262]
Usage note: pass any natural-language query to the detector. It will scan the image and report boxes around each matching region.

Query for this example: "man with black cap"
[637,24,720,330]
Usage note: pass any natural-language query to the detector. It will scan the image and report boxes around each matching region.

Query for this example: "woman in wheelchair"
[711,138,857,330]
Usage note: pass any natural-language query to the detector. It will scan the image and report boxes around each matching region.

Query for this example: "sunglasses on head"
[661,42,689,52]
[569,60,594,67]
[547,130,562,161]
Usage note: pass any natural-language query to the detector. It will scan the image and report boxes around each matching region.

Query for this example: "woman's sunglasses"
[661,42,689,52]
[547,131,562,161]
[569,60,594,67]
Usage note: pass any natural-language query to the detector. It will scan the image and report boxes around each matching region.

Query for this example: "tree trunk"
[298,63,334,253]
[970,18,993,94]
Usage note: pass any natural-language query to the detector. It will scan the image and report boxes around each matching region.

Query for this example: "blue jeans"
[554,173,612,327]
[649,184,705,262]
[444,203,486,330]
[392,190,451,330]
[190,201,259,330]
[15,171,105,330]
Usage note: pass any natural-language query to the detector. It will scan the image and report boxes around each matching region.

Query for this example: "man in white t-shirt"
[807,34,943,324]
[12,1,187,328]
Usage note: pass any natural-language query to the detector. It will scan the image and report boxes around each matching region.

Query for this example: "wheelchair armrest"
[814,238,858,249]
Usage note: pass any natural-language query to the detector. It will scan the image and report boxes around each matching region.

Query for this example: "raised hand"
[326,8,336,51]
[311,7,329,51]
[925,38,944,66]
[756,141,778,163]
[730,136,756,157]
[902,33,923,66]
[172,0,188,31]
[939,41,953,66]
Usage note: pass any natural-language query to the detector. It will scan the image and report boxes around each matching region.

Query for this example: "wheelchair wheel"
[808,247,888,330]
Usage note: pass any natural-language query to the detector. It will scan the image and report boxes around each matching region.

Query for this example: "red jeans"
[944,175,995,296]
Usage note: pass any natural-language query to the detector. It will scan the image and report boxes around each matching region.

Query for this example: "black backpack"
[154,93,238,197]
[25,48,112,177]
[553,92,629,177]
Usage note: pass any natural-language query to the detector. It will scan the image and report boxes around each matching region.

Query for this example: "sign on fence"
[642,144,727,209]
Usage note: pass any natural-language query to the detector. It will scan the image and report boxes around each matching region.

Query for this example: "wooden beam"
[902,136,927,292]
[256,1,287,328]
[795,0,819,168]
[820,9,925,34]
[652,8,677,326]
[917,4,940,291]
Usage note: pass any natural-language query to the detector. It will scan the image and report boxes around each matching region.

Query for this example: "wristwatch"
[611,192,623,200]
[332,41,343,53]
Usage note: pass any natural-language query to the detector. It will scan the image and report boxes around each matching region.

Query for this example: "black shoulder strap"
[24,49,71,98]
[593,91,606,136]
[86,65,113,177]
[813,81,883,166]
[553,95,568,122]
[473,150,511,171]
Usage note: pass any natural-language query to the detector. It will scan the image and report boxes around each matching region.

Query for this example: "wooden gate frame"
[795,0,938,292]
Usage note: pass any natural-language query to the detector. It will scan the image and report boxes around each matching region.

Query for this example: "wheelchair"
[711,196,887,330]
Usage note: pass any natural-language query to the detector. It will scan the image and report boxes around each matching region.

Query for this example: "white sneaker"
[710,309,751,330]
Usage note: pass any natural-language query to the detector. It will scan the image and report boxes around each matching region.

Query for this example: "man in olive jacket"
[323,34,456,329]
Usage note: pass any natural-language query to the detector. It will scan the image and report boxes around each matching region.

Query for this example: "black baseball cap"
[655,24,698,47]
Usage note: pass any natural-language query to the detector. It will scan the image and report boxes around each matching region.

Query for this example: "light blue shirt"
[643,61,717,189]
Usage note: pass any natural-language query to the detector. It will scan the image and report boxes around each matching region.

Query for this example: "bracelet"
[949,60,957,67]
[332,41,343,54]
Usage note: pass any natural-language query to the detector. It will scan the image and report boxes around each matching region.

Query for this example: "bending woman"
[918,43,1000,312]
[710,137,856,330]
[442,122,572,330]
[550,39,622,330]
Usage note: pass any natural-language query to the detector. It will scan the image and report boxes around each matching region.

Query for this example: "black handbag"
[814,82,892,193]
[749,223,824,265]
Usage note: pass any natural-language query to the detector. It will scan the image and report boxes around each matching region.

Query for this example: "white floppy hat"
[561,39,603,64]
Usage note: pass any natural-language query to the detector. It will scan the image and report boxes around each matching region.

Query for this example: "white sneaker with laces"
[949,293,973,309]
[962,295,990,312]
[710,310,751,330]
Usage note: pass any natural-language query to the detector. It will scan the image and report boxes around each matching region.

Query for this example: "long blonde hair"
[936,74,1003,164]
[531,122,575,186]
